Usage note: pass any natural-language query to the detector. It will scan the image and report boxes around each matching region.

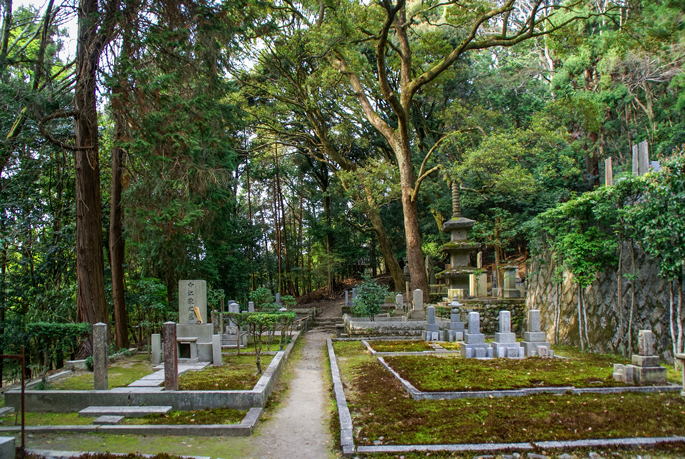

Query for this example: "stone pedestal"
[490,311,523,359]
[163,321,178,391]
[521,310,553,357]
[151,333,161,365]
[461,312,492,359]
[469,273,487,297]
[613,330,666,385]
[93,323,108,390]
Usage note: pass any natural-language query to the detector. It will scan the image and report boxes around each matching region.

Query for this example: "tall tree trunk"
[397,143,428,297]
[74,0,109,326]
[110,107,128,349]
[617,239,624,355]
[670,280,678,370]
[577,284,584,351]
[366,208,404,291]
[627,239,636,356]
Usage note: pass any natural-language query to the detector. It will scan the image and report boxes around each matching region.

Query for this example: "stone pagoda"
[436,182,481,299]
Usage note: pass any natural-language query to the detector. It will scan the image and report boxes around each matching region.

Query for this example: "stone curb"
[377,355,682,400]
[356,436,685,454]
[0,407,262,437]
[6,332,301,413]
[26,449,211,458]
[327,338,355,456]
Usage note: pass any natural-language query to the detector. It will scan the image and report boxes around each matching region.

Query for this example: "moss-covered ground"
[176,353,274,390]
[25,454,184,459]
[333,340,685,447]
[128,407,245,425]
[367,340,434,352]
[50,354,154,390]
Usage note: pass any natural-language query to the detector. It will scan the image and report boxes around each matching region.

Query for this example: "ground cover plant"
[383,352,642,391]
[176,354,275,390]
[25,454,184,459]
[129,407,245,425]
[50,355,155,390]
[367,340,434,353]
[333,341,685,446]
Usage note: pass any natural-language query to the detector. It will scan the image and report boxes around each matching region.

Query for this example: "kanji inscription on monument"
[178,280,207,324]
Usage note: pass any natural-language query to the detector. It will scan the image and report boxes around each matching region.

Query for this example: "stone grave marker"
[521,310,553,357]
[424,306,440,341]
[412,289,425,320]
[93,323,108,390]
[248,301,255,313]
[151,333,161,365]
[163,321,178,391]
[461,311,492,359]
[614,330,666,385]
[395,293,403,310]
[445,296,464,342]
[178,280,207,324]
[212,334,222,366]
[490,310,523,359]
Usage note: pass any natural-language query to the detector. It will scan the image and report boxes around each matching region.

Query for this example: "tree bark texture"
[110,114,128,348]
[75,0,109,325]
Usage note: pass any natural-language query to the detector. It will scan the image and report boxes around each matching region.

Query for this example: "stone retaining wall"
[526,248,682,362]
[436,299,526,335]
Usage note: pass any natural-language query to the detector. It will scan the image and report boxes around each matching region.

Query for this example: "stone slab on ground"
[0,407,14,416]
[92,415,125,425]
[78,405,172,418]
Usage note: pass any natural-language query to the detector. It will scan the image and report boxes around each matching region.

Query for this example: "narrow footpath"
[249,329,336,459]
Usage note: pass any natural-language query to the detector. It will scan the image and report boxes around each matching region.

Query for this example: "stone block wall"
[526,247,682,363]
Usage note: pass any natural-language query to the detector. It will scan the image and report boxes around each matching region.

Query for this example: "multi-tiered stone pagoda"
[436,182,481,299]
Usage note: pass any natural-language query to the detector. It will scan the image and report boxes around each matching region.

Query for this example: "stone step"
[78,405,172,418]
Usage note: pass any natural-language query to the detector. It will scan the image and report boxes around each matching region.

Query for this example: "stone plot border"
[376,355,682,400]
[361,339,459,357]
[356,436,685,455]
[27,449,212,459]
[327,338,355,457]
[0,407,262,437]
[5,332,301,413]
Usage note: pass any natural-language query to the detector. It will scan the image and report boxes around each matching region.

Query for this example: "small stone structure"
[490,311,523,358]
[502,265,521,299]
[411,289,425,320]
[395,294,403,310]
[445,296,465,342]
[93,322,108,390]
[613,330,667,385]
[461,312,493,359]
[424,306,440,341]
[521,310,553,357]
[177,280,218,362]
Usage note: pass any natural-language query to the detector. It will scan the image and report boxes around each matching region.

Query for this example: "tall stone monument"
[490,311,523,359]
[93,323,108,390]
[177,280,215,363]
[435,181,481,299]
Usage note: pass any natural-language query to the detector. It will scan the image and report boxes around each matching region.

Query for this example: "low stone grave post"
[424,306,439,341]
[212,334,222,366]
[151,333,161,365]
[395,293,403,310]
[345,291,349,307]
[248,301,255,313]
[412,289,425,320]
[163,321,178,391]
[93,322,108,390]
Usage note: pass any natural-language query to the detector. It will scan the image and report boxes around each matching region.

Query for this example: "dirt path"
[249,330,336,459]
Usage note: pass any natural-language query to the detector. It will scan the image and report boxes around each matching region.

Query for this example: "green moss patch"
[334,341,685,446]
[177,354,274,390]
[26,454,184,459]
[50,358,155,390]
[5,412,93,426]
[367,340,434,353]
[384,353,636,391]
[127,407,245,425]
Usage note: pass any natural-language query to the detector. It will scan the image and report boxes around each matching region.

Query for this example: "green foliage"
[352,275,390,321]
[249,288,274,310]
[279,295,297,308]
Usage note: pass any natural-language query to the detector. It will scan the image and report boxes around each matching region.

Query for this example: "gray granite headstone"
[228,302,239,313]
[93,323,108,390]
[632,144,639,176]
[212,334,222,366]
[178,280,207,324]
[528,310,541,333]
[248,301,255,313]
[468,311,479,335]
[345,291,349,306]
[275,293,281,305]
[163,321,178,391]
[499,310,511,333]
[638,140,649,176]
[413,289,424,311]
[638,330,656,356]
[395,294,403,309]
[151,333,161,366]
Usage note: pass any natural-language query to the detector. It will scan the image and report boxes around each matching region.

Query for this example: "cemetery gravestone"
[177,280,214,363]
[412,289,425,320]
[178,280,207,324]
[93,323,108,390]
[445,296,465,342]
[212,334,222,366]
[502,266,521,298]
[151,333,161,366]
[248,301,255,313]
[163,321,178,391]
[424,306,440,341]
[490,310,523,359]
[521,310,553,357]
[461,312,492,358]
[614,330,666,385]
[395,293,403,310]
[345,291,349,307]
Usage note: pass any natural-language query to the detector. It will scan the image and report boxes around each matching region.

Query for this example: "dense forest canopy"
[0,0,683,368]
